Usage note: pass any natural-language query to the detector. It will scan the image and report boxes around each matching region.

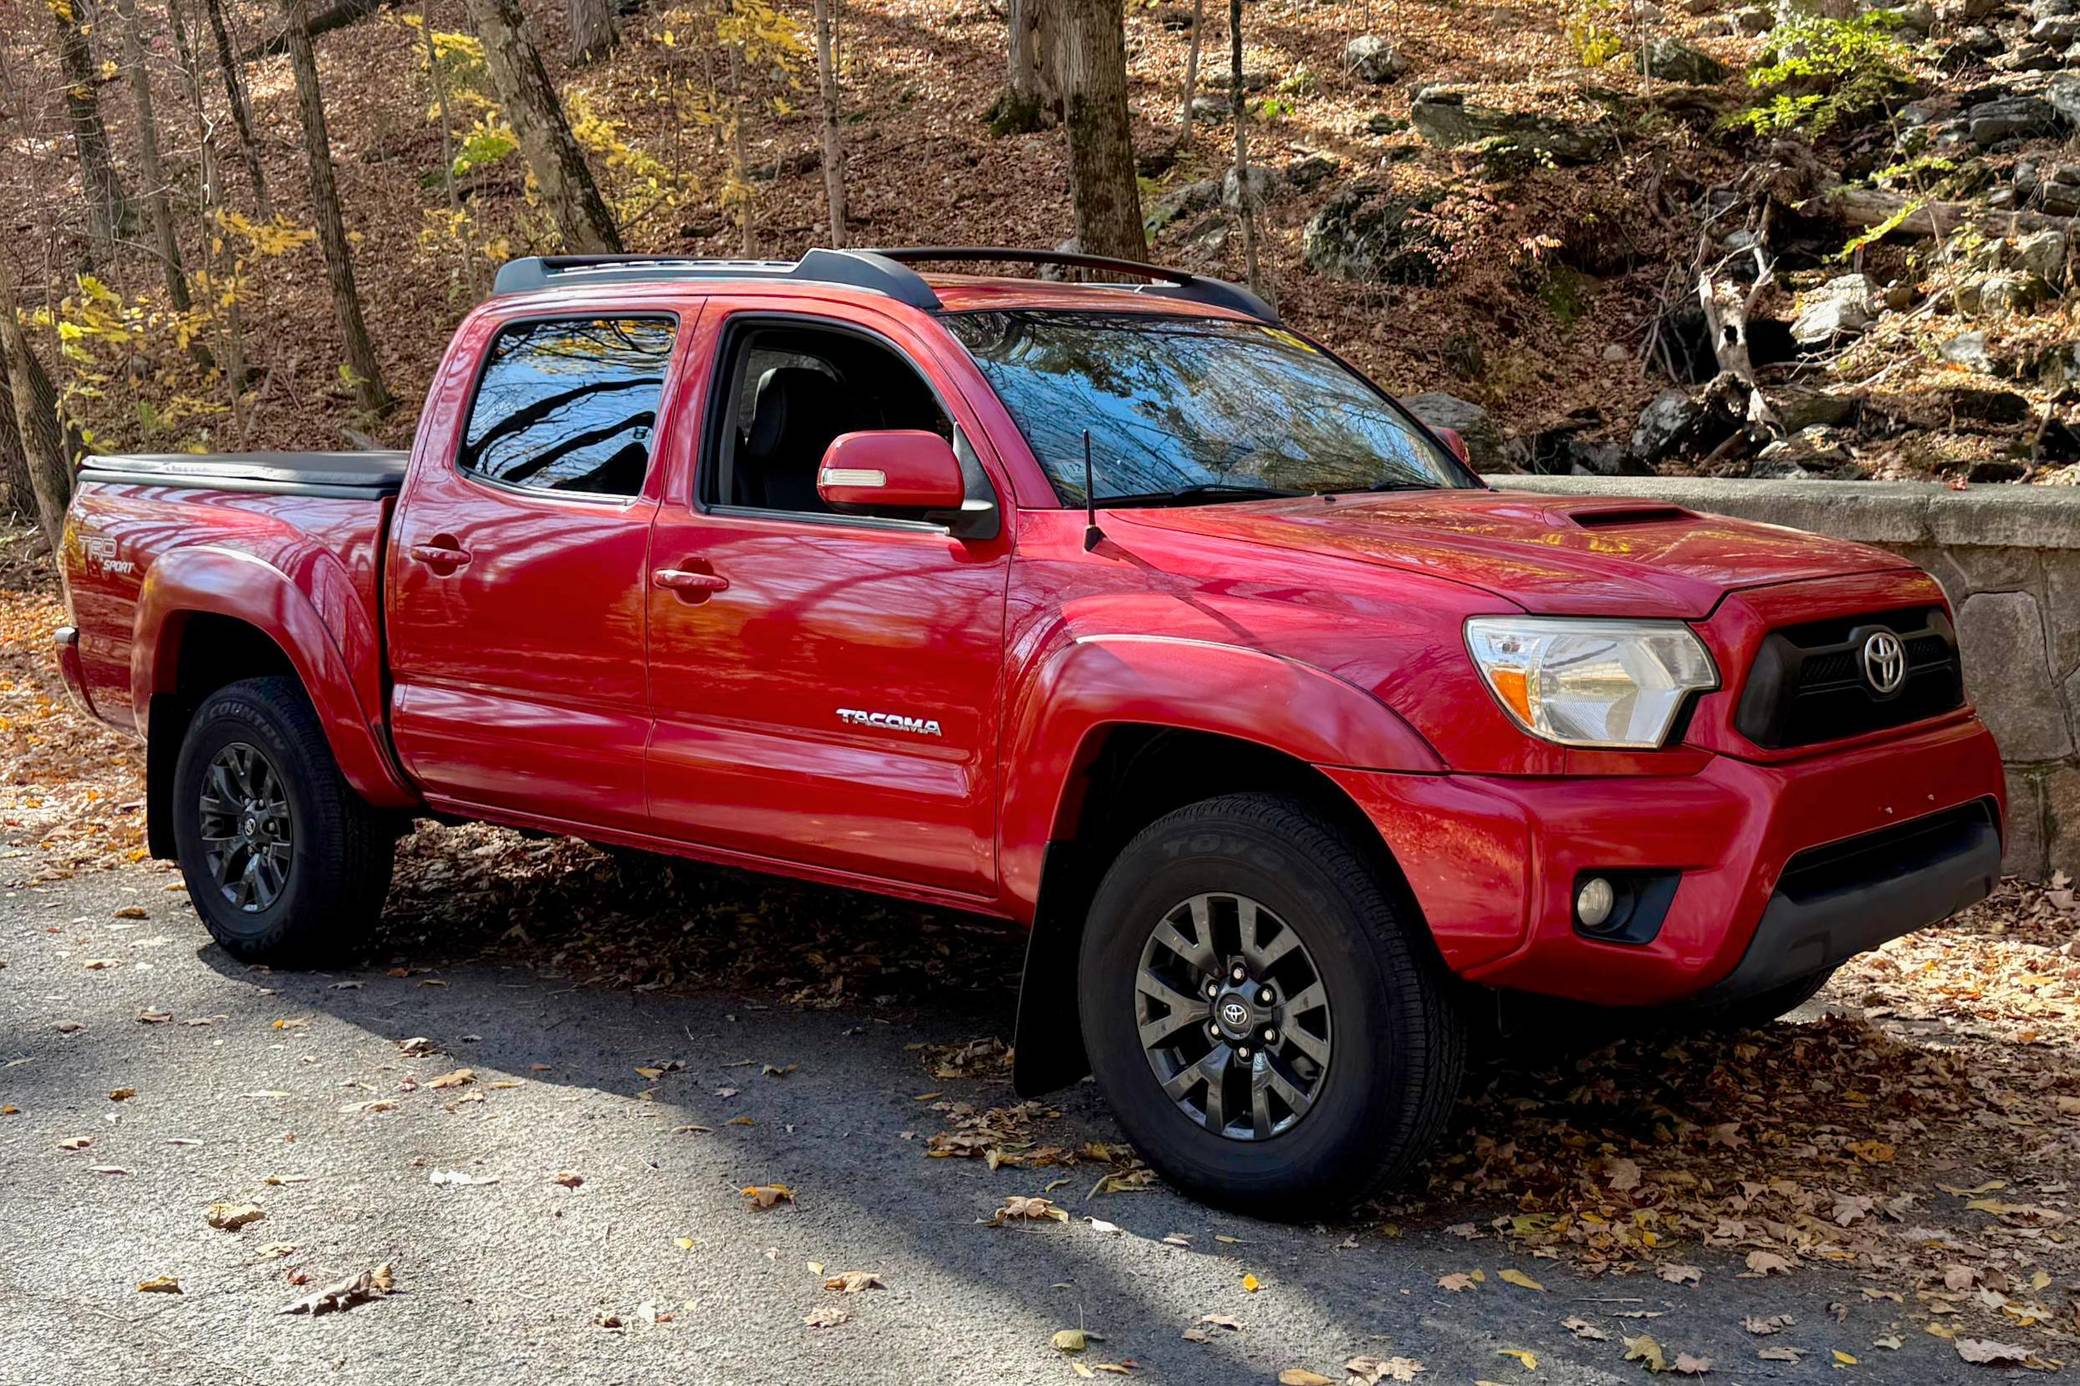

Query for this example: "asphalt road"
[0,836,2011,1386]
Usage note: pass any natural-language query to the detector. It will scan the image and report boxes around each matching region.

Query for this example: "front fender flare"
[134,545,416,809]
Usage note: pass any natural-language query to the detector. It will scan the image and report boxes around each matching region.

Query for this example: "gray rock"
[1956,591,2074,759]
[1776,384,1862,432]
[1400,392,1505,469]
[1408,86,1616,164]
[1729,5,1776,29]
[1283,153,1340,188]
[1790,272,1876,345]
[1938,0,2002,20]
[2048,73,2080,129]
[1953,269,2050,315]
[1343,34,1409,82]
[2031,12,2080,38]
[1602,342,1632,362]
[1991,42,2063,71]
[2009,228,2068,286]
[1632,390,1704,461]
[1638,35,1730,80]
[1189,95,1228,121]
[2004,767,2047,879]
[1891,0,1938,31]
[1221,165,1278,212]
[1777,0,1856,16]
[1364,111,1409,134]
[1302,182,1446,283]
[2034,163,2080,216]
[1939,330,1997,372]
[1967,95,2057,145]
[1145,178,1222,233]
[2045,766,2080,881]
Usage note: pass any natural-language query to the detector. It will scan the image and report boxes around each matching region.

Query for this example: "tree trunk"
[1055,0,1144,261]
[812,0,847,247]
[1812,184,2076,240]
[278,0,392,413]
[49,0,134,265]
[988,0,1056,134]
[113,0,195,315]
[459,0,623,254]
[1229,0,1261,295]
[203,0,274,217]
[1176,0,1205,138]
[0,338,28,520]
[567,0,619,61]
[171,0,253,436]
[0,264,78,556]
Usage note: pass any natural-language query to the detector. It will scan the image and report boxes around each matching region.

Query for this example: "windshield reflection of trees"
[949,312,1467,502]
[461,319,674,495]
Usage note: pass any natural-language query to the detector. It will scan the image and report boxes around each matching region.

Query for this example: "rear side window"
[459,317,676,497]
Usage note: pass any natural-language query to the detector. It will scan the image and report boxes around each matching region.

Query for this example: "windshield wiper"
[1102,483,1304,507]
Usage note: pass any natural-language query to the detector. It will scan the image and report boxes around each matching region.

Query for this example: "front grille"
[1735,606,1964,749]
[1776,799,1995,904]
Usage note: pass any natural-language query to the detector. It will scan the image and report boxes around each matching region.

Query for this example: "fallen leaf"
[1832,1351,1858,1365]
[822,1270,883,1292]
[1659,1264,1702,1286]
[113,906,148,919]
[1606,1156,1642,1191]
[84,958,120,970]
[1561,1316,1608,1341]
[1277,1373,1335,1386]
[1758,1346,1803,1362]
[205,1202,265,1230]
[90,1165,132,1176]
[280,1264,393,1316]
[57,1137,91,1151]
[1241,1273,1262,1293]
[1498,1269,1545,1292]
[257,1243,298,1259]
[742,1183,795,1210]
[136,1010,171,1024]
[426,1067,474,1089]
[1623,1335,1667,1372]
[1052,1328,1098,1353]
[1743,1251,1793,1277]
[550,1171,584,1188]
[1345,1357,1424,1383]
[428,1169,498,1186]
[1955,1339,2032,1366]
[398,1037,439,1057]
[108,1088,136,1102]
[136,1276,181,1294]
[1496,1347,1538,1370]
[1438,1271,1484,1292]
[803,1305,849,1328]
[987,1195,1069,1226]
[1873,1335,1903,1350]
[1672,1354,1711,1375]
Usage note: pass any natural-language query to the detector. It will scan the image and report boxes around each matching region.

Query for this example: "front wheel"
[171,676,394,965]
[1077,794,1465,1218]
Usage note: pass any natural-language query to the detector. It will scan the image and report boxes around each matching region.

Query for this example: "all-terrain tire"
[171,676,394,965]
[1077,793,1465,1219]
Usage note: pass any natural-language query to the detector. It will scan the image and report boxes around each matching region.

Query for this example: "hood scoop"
[1563,502,1698,529]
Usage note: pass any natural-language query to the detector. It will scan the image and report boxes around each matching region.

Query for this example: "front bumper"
[1325,711,2005,1006]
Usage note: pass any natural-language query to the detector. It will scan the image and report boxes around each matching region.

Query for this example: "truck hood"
[1112,487,1913,619]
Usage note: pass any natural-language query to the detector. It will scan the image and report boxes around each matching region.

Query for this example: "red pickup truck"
[55,248,2005,1214]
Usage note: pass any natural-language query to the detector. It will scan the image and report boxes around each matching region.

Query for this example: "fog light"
[1575,876,1617,930]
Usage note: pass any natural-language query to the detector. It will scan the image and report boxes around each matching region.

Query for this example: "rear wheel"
[1077,793,1464,1218]
[171,676,394,965]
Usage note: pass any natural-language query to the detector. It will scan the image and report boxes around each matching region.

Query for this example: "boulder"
[1790,272,1876,345]
[2048,73,2080,129]
[1938,330,1998,372]
[1301,182,1446,284]
[1400,392,1505,469]
[1408,86,1615,164]
[1776,384,1862,432]
[1728,5,1775,30]
[1966,95,2057,145]
[1188,95,1228,121]
[1631,390,1706,462]
[1953,269,2050,315]
[1221,165,1278,212]
[2031,13,2080,39]
[1145,178,1222,233]
[1343,35,1409,82]
[1638,36,1729,82]
[2009,228,2068,286]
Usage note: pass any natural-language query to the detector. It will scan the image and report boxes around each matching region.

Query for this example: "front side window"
[945,310,1476,503]
[459,316,676,497]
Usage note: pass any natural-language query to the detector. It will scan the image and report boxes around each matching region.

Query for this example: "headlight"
[1464,617,1718,749]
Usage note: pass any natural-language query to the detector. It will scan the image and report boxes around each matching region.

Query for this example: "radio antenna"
[1081,429,1104,552]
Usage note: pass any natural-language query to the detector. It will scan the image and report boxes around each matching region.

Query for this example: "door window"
[708,322,951,515]
[459,316,677,497]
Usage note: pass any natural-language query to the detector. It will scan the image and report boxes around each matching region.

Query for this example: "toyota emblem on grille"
[1861,630,1907,695]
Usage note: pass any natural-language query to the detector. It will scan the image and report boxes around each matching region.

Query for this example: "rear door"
[387,305,696,833]
[643,302,1014,900]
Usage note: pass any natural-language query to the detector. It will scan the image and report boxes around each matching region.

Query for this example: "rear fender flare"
[134,546,416,808]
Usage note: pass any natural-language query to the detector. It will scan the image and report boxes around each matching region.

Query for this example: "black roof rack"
[491,246,1277,324]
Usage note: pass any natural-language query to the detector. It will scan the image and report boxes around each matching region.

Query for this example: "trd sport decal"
[836,708,944,737]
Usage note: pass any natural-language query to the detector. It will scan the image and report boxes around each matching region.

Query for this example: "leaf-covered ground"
[4,561,2078,1378]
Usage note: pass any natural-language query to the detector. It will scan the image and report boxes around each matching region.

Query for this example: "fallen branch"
[1809,184,2078,241]
[242,0,398,60]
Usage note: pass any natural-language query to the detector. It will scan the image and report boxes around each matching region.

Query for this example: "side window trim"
[454,311,682,503]
[695,310,1000,538]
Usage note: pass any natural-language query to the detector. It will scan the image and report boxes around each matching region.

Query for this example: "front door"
[644,307,1012,899]
[387,309,693,833]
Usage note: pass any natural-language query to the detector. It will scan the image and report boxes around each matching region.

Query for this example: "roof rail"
[872,247,1279,324]
[490,249,941,310]
[490,246,1278,323]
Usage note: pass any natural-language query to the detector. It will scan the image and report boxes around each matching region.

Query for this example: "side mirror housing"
[816,430,968,511]
[1433,426,1471,466]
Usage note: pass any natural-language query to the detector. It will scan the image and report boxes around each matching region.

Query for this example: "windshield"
[944,310,1477,503]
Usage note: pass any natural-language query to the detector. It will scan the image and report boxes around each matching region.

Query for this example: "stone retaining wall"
[1483,474,2080,881]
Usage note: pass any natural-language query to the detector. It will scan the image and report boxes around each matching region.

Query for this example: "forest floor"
[6,533,2080,1383]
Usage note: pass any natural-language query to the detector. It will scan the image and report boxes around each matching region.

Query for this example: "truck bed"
[77,451,410,500]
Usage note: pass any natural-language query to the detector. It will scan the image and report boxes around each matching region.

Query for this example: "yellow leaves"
[136,1275,181,1294]
[1496,1347,1539,1370]
[986,1195,1068,1226]
[427,1067,474,1089]
[1052,1328,1095,1353]
[1277,1372,1336,1386]
[1833,1350,1859,1365]
[1845,1139,1895,1164]
[1241,1273,1262,1293]
[740,1183,794,1210]
[822,1270,883,1292]
[108,1087,136,1101]
[1497,1268,1546,1291]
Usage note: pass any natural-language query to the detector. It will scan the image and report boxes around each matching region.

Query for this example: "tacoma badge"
[836,707,943,737]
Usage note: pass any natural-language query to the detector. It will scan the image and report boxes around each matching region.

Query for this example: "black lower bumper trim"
[1699,799,2001,1005]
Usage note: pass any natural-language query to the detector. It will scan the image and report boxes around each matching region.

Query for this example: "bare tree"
[568,0,618,61]
[170,0,253,434]
[1229,0,1261,296]
[112,0,195,314]
[0,259,78,554]
[1176,0,1205,139]
[278,0,392,412]
[202,0,274,216]
[811,0,847,246]
[48,0,134,264]
[458,0,623,253]
[1056,0,1144,260]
